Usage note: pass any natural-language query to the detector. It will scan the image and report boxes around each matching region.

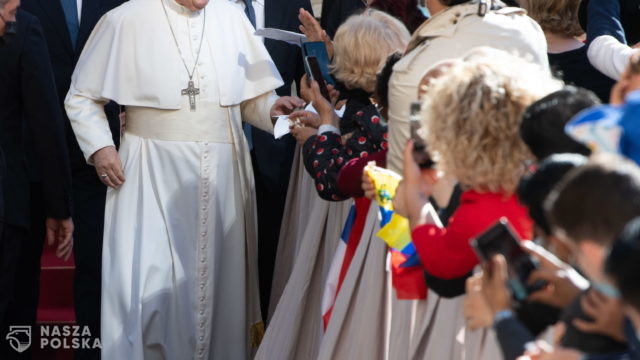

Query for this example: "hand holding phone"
[471,218,546,301]
[410,102,435,169]
[304,56,332,101]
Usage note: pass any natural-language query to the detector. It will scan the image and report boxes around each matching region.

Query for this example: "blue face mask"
[417,2,431,18]
[592,282,622,299]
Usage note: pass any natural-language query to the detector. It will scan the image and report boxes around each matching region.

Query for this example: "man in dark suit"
[20,0,124,358]
[0,1,74,358]
[321,0,365,38]
[0,0,11,235]
[234,0,313,321]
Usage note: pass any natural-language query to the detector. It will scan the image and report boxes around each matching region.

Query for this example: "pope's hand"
[271,96,305,118]
[46,217,74,261]
[92,146,125,188]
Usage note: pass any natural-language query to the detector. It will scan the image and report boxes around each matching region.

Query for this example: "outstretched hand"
[298,8,334,59]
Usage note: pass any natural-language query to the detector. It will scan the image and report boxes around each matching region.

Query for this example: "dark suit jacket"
[0,10,73,227]
[21,0,124,179]
[320,0,365,38]
[251,0,313,191]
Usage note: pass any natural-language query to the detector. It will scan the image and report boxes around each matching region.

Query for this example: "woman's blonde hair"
[331,9,410,93]
[422,48,562,194]
[518,0,584,37]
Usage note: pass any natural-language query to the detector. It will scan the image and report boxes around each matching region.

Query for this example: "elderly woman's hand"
[298,8,334,59]
[289,110,321,129]
[290,125,317,146]
[311,81,340,126]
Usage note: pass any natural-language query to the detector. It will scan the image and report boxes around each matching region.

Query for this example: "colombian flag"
[365,163,427,300]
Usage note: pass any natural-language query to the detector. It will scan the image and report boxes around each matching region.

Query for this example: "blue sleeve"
[587,0,626,45]
[494,316,535,360]
[584,352,634,360]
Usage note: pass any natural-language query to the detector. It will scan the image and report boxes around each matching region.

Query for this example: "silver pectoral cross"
[182,80,200,111]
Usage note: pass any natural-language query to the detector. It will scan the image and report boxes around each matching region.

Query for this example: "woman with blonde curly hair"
[401,48,562,288]
[518,0,614,102]
[392,49,561,360]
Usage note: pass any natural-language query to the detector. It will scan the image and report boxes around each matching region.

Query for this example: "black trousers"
[0,187,43,360]
[252,151,290,323]
[72,175,107,360]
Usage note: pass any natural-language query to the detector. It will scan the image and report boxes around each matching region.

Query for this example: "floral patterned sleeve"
[302,104,388,201]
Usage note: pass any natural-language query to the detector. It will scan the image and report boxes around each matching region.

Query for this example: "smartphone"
[304,56,332,101]
[410,102,435,169]
[470,218,545,301]
[301,41,335,86]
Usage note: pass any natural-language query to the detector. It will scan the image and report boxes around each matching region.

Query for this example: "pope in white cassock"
[64,0,303,358]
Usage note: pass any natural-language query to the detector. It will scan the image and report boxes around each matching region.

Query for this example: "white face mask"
[417,0,431,18]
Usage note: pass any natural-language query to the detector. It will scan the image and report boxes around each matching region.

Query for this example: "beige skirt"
[257,148,352,360]
[317,202,389,360]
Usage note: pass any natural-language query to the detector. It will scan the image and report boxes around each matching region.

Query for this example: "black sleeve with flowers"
[302,104,388,201]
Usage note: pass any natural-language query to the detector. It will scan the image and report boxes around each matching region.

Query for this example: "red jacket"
[411,190,533,279]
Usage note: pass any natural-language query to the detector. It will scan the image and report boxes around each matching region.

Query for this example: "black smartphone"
[304,56,332,101]
[471,218,545,301]
[410,102,435,169]
[301,41,335,86]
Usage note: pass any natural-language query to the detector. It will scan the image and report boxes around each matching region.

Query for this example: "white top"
[68,0,282,110]
[77,0,83,22]
[65,0,283,160]
[229,0,265,33]
[588,35,640,80]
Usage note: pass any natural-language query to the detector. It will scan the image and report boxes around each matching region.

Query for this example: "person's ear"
[548,234,573,263]
[577,240,607,276]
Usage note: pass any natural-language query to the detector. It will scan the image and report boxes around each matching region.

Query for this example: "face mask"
[417,1,431,18]
[592,282,621,299]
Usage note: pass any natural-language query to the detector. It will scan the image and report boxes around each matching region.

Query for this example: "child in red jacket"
[397,50,562,287]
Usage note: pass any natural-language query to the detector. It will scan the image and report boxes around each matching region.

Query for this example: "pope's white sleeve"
[64,88,115,164]
[588,35,639,80]
[240,91,278,134]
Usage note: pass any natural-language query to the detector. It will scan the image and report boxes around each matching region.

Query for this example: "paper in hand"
[254,28,308,46]
[274,116,292,139]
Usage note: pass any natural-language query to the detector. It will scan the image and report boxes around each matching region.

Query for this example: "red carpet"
[33,241,76,360]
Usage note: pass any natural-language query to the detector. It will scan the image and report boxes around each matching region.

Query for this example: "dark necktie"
[60,0,79,49]
[242,0,257,28]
